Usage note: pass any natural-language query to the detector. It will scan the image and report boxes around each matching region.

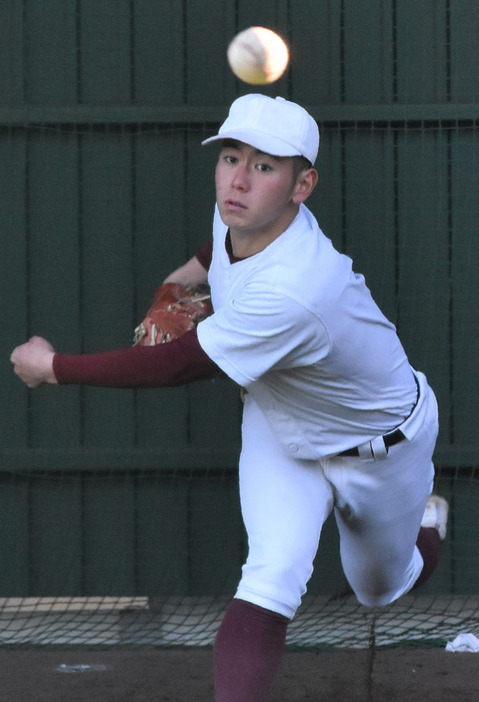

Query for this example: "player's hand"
[10,336,58,388]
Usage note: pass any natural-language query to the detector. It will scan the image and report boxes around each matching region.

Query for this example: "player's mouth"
[224,199,247,211]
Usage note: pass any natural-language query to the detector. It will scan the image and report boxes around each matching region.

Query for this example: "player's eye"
[256,162,273,173]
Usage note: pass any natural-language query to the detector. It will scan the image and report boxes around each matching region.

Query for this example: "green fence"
[0,1,478,609]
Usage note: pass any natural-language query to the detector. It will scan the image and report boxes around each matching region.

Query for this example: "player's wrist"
[46,352,58,384]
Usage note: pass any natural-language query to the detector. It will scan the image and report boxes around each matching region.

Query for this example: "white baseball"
[227,27,289,85]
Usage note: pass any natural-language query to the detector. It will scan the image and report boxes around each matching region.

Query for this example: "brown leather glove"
[133,282,212,346]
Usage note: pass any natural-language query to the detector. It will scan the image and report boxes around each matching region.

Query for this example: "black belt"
[338,374,419,458]
[338,428,406,458]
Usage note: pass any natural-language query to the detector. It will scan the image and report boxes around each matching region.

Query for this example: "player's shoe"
[421,495,449,541]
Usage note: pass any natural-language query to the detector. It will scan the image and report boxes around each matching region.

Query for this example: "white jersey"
[197,204,418,460]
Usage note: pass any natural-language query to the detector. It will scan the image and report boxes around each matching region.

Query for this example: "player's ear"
[292,168,318,204]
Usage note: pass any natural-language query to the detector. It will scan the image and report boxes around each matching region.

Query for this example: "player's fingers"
[12,361,44,388]
[10,336,56,388]
[10,336,53,362]
[10,341,32,365]
[10,346,24,365]
[11,363,37,388]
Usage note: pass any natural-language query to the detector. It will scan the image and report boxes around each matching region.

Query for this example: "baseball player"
[11,94,448,702]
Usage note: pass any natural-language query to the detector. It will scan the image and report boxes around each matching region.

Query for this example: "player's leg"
[326,382,439,607]
[214,396,333,702]
[235,396,334,617]
[214,598,289,702]
[413,494,449,589]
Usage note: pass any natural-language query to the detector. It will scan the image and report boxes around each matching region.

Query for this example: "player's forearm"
[163,254,209,287]
[53,328,220,388]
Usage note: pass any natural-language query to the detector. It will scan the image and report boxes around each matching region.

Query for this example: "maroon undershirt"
[54,240,220,388]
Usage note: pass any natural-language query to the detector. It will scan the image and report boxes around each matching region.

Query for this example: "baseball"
[227,27,289,85]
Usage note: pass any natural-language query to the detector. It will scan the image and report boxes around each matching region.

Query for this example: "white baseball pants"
[235,375,438,619]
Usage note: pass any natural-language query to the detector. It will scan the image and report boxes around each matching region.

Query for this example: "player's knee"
[355,588,397,608]
[352,574,410,608]
[238,558,313,617]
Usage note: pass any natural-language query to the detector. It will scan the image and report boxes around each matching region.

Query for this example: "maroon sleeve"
[53,328,221,388]
[195,240,213,271]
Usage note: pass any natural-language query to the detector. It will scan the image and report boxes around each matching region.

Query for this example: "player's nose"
[231,164,250,190]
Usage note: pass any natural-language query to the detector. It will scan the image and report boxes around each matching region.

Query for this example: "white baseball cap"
[202,94,319,165]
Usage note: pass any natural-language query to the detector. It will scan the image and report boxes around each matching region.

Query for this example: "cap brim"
[201,129,302,158]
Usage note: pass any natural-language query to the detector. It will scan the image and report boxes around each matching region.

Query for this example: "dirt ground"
[0,646,478,701]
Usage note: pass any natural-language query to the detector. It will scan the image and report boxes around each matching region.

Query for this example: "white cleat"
[421,495,449,541]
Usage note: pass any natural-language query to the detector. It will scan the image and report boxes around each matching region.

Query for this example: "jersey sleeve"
[197,284,330,388]
[53,328,221,387]
[194,240,213,271]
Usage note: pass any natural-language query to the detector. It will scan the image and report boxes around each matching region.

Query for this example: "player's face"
[215,140,304,253]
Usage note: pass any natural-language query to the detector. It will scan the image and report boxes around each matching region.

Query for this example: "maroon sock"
[214,598,289,702]
[413,526,444,589]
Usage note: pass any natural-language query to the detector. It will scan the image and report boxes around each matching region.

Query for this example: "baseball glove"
[133,282,212,346]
